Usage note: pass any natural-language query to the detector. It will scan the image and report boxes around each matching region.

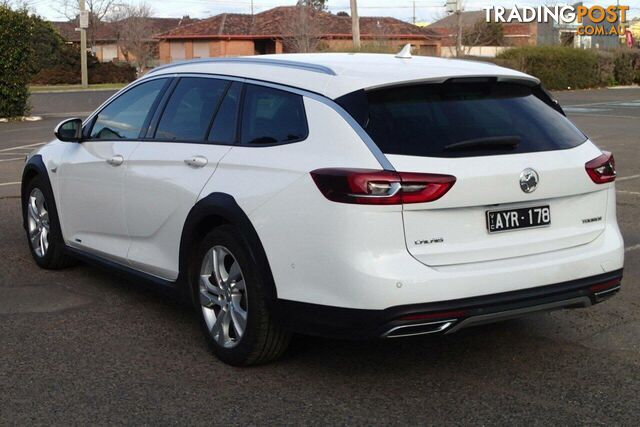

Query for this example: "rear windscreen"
[349,81,587,158]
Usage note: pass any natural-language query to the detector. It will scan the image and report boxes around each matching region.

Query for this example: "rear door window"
[355,81,586,158]
[155,77,229,142]
[208,82,242,144]
[240,84,308,145]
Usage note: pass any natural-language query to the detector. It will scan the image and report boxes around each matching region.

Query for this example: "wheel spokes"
[228,261,242,283]
[200,274,222,295]
[28,196,40,223]
[199,245,248,348]
[40,228,48,254]
[230,303,247,337]
[199,289,224,309]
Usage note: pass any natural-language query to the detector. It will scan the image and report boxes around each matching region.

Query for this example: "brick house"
[429,10,556,48]
[156,6,441,64]
[51,17,195,63]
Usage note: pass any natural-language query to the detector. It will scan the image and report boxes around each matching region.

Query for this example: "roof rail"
[147,57,337,76]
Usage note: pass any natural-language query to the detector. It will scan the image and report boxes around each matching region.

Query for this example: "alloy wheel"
[199,245,248,348]
[27,188,50,258]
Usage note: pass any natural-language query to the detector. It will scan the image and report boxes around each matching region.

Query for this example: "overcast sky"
[32,0,640,23]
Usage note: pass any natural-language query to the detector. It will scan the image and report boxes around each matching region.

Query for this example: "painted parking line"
[618,174,640,182]
[626,244,640,253]
[0,142,46,152]
[0,181,20,187]
[0,157,24,163]
[565,113,640,120]
[617,190,640,196]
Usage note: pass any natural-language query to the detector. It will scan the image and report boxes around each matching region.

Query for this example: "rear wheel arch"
[178,193,278,305]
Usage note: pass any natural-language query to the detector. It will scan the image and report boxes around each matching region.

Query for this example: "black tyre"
[23,175,76,269]
[192,225,291,366]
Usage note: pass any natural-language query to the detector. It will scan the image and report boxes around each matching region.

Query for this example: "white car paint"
[31,53,624,315]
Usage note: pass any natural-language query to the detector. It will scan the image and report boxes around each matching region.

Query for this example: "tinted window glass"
[240,85,308,145]
[361,82,586,158]
[91,79,166,140]
[156,77,229,141]
[208,82,241,144]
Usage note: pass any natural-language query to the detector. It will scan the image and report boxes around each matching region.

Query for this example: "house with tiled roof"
[51,16,195,63]
[156,6,441,64]
[429,9,570,50]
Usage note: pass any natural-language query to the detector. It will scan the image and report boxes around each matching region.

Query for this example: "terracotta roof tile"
[158,6,439,40]
[51,17,196,42]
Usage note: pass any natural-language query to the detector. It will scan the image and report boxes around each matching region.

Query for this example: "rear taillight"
[310,168,456,205]
[586,152,616,184]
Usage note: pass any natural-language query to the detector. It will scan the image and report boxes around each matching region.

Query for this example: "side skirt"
[65,246,183,298]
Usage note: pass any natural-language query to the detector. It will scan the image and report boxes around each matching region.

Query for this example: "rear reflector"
[589,278,621,293]
[310,168,456,205]
[586,151,616,184]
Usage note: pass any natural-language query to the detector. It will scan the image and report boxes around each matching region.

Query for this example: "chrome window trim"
[83,72,395,171]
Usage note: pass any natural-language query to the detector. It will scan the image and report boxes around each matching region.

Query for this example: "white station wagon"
[22,52,624,365]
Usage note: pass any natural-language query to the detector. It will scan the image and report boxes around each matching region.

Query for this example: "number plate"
[486,205,550,233]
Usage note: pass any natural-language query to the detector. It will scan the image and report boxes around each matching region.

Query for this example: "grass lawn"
[29,82,128,93]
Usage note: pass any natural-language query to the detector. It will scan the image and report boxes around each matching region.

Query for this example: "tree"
[112,2,154,73]
[296,0,327,11]
[29,17,79,74]
[282,5,323,53]
[0,4,34,117]
[462,19,504,47]
[336,11,349,17]
[55,0,115,47]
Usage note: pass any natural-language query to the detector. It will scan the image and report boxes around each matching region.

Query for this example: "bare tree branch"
[112,2,154,73]
[54,0,116,47]
[281,5,322,53]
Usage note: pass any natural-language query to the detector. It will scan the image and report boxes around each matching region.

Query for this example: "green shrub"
[497,46,601,90]
[31,59,136,85]
[0,5,34,117]
[595,50,615,87]
[613,50,635,85]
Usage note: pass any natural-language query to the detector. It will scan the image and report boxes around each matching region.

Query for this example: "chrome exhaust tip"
[594,285,621,303]
[382,319,456,338]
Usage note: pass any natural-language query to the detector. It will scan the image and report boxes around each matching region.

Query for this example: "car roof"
[147,52,539,99]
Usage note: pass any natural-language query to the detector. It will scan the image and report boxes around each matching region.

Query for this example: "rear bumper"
[271,269,623,339]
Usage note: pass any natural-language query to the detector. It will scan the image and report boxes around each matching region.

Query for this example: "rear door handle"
[184,155,208,168]
[106,155,124,166]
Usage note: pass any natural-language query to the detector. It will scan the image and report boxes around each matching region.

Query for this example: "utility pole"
[350,0,361,49]
[412,1,416,25]
[79,0,89,88]
[455,0,463,57]
[251,0,254,15]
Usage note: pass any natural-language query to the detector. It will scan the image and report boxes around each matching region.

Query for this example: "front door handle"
[106,155,124,166]
[184,155,208,168]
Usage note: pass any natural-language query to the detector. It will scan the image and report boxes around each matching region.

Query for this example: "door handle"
[106,155,124,166]
[184,155,208,168]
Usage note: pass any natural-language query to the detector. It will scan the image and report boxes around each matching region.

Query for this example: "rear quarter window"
[240,84,308,146]
[344,82,587,158]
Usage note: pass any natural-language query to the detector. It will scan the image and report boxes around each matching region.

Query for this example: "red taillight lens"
[586,151,616,184]
[310,168,456,205]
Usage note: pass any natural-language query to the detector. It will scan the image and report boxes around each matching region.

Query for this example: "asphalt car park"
[1,87,639,424]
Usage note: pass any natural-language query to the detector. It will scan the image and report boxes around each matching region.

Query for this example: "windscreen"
[358,81,587,158]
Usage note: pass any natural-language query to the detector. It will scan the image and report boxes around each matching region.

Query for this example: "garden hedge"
[0,6,34,117]
[492,46,640,90]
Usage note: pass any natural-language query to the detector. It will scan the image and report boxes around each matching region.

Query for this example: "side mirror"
[54,118,83,142]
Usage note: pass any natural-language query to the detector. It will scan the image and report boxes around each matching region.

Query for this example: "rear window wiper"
[443,136,521,151]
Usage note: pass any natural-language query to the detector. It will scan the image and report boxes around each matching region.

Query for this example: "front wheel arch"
[177,193,278,306]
